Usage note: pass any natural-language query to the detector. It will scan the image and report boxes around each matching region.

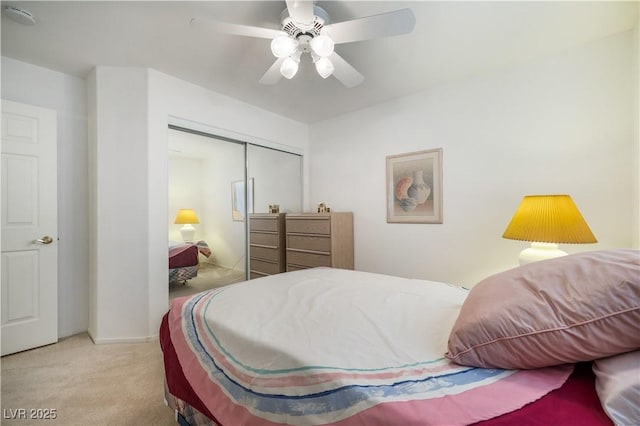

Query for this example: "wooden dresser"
[285,212,354,271]
[249,213,286,279]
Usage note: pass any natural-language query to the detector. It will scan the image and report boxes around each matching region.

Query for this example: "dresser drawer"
[286,217,330,235]
[249,258,281,275]
[250,218,278,232]
[286,250,331,268]
[287,234,330,252]
[250,245,280,262]
[250,232,279,246]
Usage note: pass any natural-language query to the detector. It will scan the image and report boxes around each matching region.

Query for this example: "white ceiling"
[1,1,637,124]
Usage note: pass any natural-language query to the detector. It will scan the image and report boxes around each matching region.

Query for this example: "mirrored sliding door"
[247,144,302,214]
[168,128,247,298]
[167,128,303,297]
[246,145,302,280]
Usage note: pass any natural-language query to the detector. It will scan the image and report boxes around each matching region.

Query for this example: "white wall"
[309,31,638,288]
[1,57,89,338]
[86,68,310,341]
[87,67,150,342]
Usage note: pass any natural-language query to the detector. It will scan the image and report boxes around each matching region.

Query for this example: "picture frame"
[386,148,443,224]
[232,178,254,221]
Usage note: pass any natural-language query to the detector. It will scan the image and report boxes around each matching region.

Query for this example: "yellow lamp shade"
[503,195,596,244]
[174,209,200,225]
[503,195,597,265]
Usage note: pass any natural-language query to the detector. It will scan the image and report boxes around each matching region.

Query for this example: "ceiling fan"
[190,1,415,88]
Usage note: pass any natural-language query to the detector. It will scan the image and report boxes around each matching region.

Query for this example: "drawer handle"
[286,248,330,255]
[251,244,278,249]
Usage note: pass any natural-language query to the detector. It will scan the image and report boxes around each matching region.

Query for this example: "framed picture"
[232,178,254,221]
[386,148,443,223]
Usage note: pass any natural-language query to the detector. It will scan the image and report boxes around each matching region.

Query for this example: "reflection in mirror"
[167,128,246,299]
[166,129,304,297]
[246,145,303,281]
[247,144,302,214]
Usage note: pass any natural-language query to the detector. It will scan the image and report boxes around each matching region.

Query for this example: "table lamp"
[174,209,200,242]
[502,195,597,265]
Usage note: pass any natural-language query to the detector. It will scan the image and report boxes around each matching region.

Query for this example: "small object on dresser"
[269,204,280,213]
[317,202,330,213]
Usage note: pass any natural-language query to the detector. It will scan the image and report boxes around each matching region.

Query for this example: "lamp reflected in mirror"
[174,209,200,242]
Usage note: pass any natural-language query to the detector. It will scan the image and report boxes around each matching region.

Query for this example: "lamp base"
[180,224,196,242]
[519,242,567,266]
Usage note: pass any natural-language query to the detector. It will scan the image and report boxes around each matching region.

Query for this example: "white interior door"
[1,100,58,356]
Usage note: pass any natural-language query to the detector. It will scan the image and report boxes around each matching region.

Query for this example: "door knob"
[35,236,54,245]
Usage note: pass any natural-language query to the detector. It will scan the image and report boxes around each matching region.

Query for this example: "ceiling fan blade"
[330,52,364,88]
[323,9,416,44]
[285,0,315,27]
[259,58,286,85]
[190,17,285,39]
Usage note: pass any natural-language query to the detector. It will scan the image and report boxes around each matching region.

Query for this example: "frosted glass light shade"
[315,57,334,78]
[271,36,298,58]
[310,35,334,57]
[175,209,199,242]
[280,57,299,79]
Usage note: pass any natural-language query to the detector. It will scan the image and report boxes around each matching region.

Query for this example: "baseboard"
[88,332,159,345]
[59,327,88,339]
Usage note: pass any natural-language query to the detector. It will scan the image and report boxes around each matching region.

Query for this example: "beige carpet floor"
[1,263,244,425]
[1,333,175,426]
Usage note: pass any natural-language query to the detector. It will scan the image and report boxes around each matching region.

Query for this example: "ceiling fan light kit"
[280,52,301,79]
[192,1,415,87]
[271,36,299,58]
[314,56,334,79]
[275,33,336,79]
[309,34,334,57]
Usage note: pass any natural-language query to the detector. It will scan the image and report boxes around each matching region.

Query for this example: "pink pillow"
[592,350,640,425]
[445,249,640,369]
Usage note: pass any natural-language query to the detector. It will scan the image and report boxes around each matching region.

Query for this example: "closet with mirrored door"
[167,127,302,300]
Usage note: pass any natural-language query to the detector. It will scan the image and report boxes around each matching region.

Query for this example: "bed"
[169,241,212,284]
[160,249,639,425]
